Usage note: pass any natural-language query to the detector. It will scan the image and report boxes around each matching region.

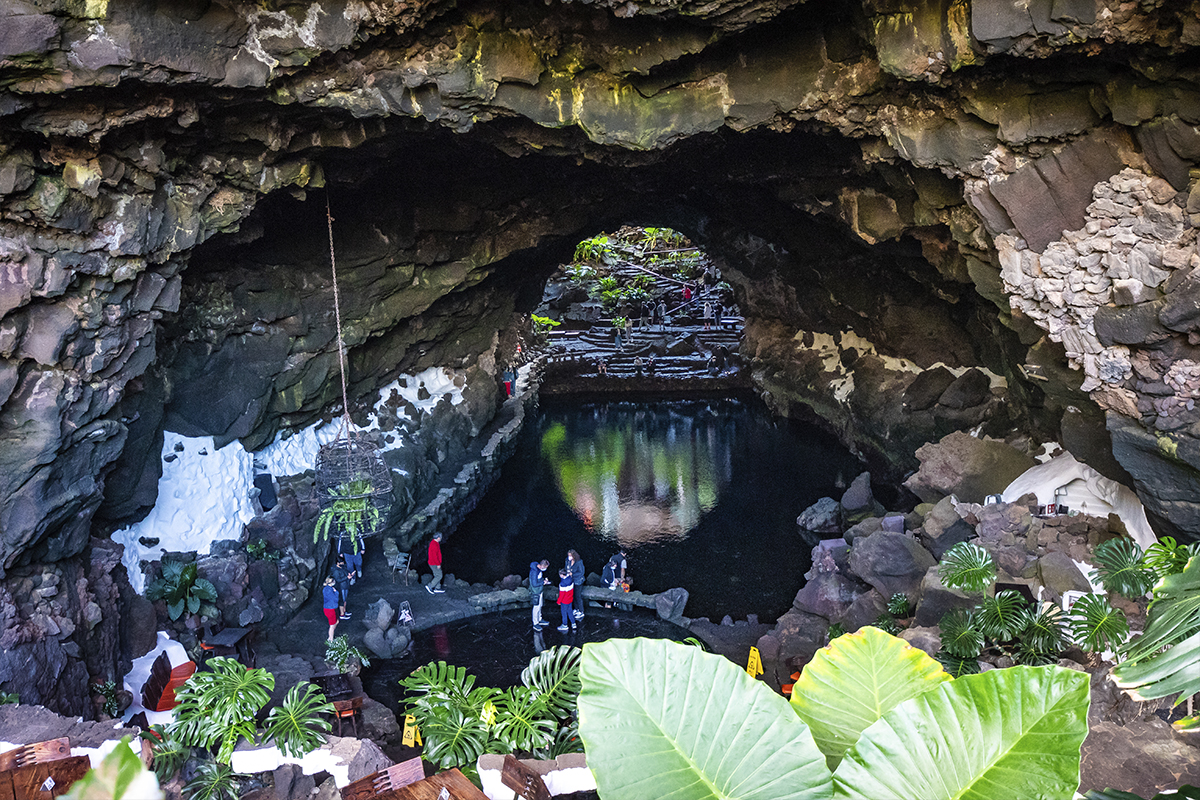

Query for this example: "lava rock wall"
[1,0,1200,624]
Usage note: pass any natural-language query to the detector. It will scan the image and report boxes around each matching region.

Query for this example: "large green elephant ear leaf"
[790,626,951,770]
[833,665,1090,800]
[579,638,832,800]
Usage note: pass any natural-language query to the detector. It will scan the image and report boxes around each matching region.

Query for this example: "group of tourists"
[322,537,363,641]
[529,548,628,632]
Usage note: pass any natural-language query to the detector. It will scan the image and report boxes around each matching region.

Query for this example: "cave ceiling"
[2,0,1200,572]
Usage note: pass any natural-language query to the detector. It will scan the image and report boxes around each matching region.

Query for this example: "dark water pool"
[442,394,866,621]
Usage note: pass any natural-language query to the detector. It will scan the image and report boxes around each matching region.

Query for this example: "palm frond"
[976,590,1028,641]
[1068,594,1129,653]
[1091,539,1154,598]
[939,608,984,659]
[264,682,333,757]
[520,646,582,720]
[938,543,996,593]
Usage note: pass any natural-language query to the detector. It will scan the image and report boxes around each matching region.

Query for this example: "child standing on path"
[322,577,340,642]
[557,569,576,632]
[426,532,445,593]
[567,549,585,620]
[530,559,550,631]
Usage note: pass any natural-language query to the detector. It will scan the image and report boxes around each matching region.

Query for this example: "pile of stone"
[766,433,1126,673]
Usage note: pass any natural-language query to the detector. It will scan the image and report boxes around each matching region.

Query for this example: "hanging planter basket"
[311,196,392,555]
[313,432,393,552]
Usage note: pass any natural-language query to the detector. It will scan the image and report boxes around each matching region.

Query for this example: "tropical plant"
[92,680,121,718]
[886,593,911,618]
[573,235,610,264]
[578,635,1091,800]
[938,608,984,660]
[976,590,1028,641]
[64,736,164,800]
[245,539,279,562]
[631,273,654,290]
[1112,554,1200,730]
[312,478,381,555]
[826,622,846,642]
[610,315,628,330]
[183,762,239,800]
[938,542,996,593]
[1142,536,1199,580]
[325,635,371,673]
[530,314,560,334]
[0,692,17,704]
[171,657,273,764]
[520,645,582,720]
[600,289,624,311]
[873,613,900,635]
[564,264,596,285]
[597,276,619,292]
[1091,538,1155,598]
[139,725,188,784]
[263,682,334,758]
[1067,593,1130,653]
[1016,602,1069,656]
[400,648,583,770]
[146,559,218,622]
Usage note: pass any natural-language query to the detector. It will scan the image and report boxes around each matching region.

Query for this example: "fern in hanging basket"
[313,479,383,554]
[313,432,392,552]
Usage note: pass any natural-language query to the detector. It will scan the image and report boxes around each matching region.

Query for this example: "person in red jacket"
[556,568,576,632]
[426,532,445,594]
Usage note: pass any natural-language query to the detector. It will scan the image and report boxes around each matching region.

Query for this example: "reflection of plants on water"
[539,414,726,544]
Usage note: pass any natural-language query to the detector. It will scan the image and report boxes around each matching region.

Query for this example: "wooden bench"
[0,738,88,800]
[340,758,424,800]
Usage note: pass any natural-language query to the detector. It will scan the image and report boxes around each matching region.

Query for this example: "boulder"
[843,516,883,544]
[655,587,689,623]
[840,589,889,632]
[914,566,982,627]
[937,368,992,409]
[325,736,392,783]
[796,497,841,533]
[792,572,867,621]
[840,472,884,524]
[360,696,400,741]
[1037,551,1092,598]
[904,431,1038,504]
[767,609,829,666]
[900,625,942,658]
[848,532,937,600]
[919,496,975,559]
[975,501,1034,548]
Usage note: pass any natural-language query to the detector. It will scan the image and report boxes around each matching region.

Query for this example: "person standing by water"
[529,559,551,631]
[611,548,628,582]
[426,532,445,594]
[323,577,340,642]
[557,568,577,632]
[567,549,585,620]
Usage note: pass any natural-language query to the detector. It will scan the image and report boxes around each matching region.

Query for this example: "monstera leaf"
[832,666,1091,800]
[790,626,950,770]
[579,638,832,800]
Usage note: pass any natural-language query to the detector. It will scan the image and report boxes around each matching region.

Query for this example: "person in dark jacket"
[566,549,585,620]
[331,556,351,620]
[529,559,551,631]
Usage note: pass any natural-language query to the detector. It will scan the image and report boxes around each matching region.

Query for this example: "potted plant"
[313,636,371,700]
[312,478,382,554]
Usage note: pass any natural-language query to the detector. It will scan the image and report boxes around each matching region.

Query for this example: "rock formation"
[4,0,1200,711]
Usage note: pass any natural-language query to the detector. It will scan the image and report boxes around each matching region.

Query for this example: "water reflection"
[543,405,732,545]
[444,395,867,621]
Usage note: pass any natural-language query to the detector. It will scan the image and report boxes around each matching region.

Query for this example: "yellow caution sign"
[402,714,422,747]
[746,646,763,677]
